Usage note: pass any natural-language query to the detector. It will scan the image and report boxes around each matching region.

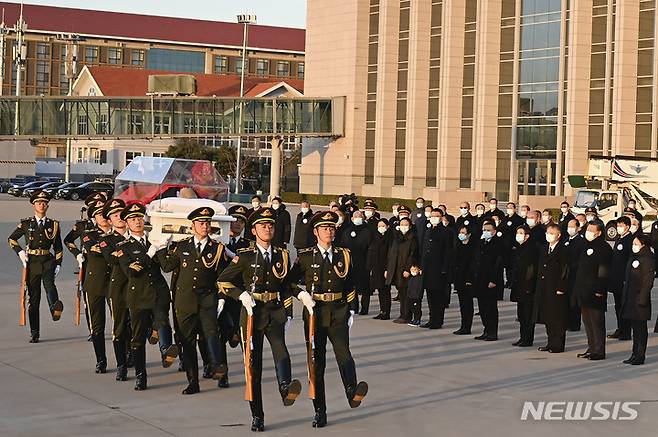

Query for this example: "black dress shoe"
[618,336,631,341]
[630,357,645,365]
[483,335,498,341]
[134,374,147,391]
[182,382,200,395]
[29,332,39,343]
[280,379,302,406]
[51,300,64,321]
[548,349,564,353]
[453,328,471,335]
[116,365,128,381]
[607,330,620,339]
[312,412,327,428]
[577,351,591,358]
[518,341,534,347]
[372,313,383,320]
[587,354,605,361]
[538,346,550,352]
[202,364,213,379]
[95,360,107,374]
[251,416,265,432]
[358,310,368,316]
[623,356,637,364]
[474,333,487,340]
[512,340,522,346]
[379,314,390,320]
[428,324,443,330]
[348,381,368,408]
[217,374,229,388]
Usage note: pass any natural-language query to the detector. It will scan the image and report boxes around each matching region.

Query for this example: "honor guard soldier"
[157,207,230,395]
[80,200,113,373]
[217,207,301,432]
[64,191,108,338]
[290,211,368,428]
[115,203,179,391]
[98,198,134,381]
[8,191,64,343]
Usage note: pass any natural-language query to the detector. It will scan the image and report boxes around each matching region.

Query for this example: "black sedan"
[22,181,64,198]
[7,180,48,197]
[57,181,114,201]
[46,182,82,198]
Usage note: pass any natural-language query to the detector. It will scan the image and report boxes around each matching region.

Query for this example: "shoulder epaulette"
[334,246,350,253]
[237,246,254,254]
[297,247,314,254]
[116,239,129,247]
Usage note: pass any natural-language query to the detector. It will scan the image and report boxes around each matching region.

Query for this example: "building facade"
[302,0,658,206]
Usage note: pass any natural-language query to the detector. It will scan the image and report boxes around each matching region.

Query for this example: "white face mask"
[632,244,641,254]
[561,207,568,214]
[507,209,515,216]
[301,207,309,214]
[585,231,596,242]
[399,225,410,234]
[364,210,374,218]
[352,217,364,226]
[481,230,493,240]
[526,218,536,227]
[520,210,527,218]
[515,234,525,244]
[459,208,468,217]
[628,204,636,210]
[617,226,627,236]
[630,225,638,234]
[567,227,577,237]
[489,204,497,211]
[271,203,280,210]
[546,233,558,243]
[424,211,431,218]
[378,226,387,235]
[392,209,399,217]
[252,202,260,209]
[586,215,594,222]
[416,202,424,209]
[476,209,484,217]
[429,217,440,226]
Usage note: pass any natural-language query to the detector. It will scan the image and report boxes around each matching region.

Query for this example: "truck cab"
[572,189,634,239]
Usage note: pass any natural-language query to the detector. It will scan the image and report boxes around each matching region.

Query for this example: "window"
[108,48,122,65]
[36,42,49,59]
[75,148,84,163]
[297,62,305,79]
[85,46,98,63]
[256,59,269,76]
[90,148,100,164]
[146,48,204,73]
[96,114,108,135]
[214,55,228,74]
[131,49,145,66]
[78,115,88,135]
[36,61,49,93]
[59,63,69,92]
[235,56,244,74]
[131,115,143,134]
[276,61,289,77]
[125,151,142,166]
[152,152,165,158]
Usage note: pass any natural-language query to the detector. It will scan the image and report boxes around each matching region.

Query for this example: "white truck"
[569,155,658,239]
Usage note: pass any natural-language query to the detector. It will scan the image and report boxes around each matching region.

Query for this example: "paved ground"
[1,195,657,436]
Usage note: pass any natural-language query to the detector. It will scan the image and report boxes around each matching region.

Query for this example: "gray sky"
[14,0,307,28]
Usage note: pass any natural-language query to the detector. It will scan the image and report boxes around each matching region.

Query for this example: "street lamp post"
[0,9,10,97]
[12,5,26,135]
[235,14,256,196]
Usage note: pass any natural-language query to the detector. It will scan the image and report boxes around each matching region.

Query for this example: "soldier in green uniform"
[115,203,178,391]
[217,207,301,432]
[64,192,108,339]
[290,211,369,428]
[157,206,230,394]
[8,191,64,343]
[98,198,134,381]
[79,199,113,373]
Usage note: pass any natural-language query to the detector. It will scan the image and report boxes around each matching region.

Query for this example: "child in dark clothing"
[407,265,424,326]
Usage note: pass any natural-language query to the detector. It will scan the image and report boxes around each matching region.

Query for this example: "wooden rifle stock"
[19,267,27,326]
[74,268,83,326]
[307,312,316,399]
[244,313,254,401]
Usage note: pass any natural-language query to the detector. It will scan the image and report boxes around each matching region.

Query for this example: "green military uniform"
[80,200,112,373]
[216,207,300,431]
[115,203,177,391]
[64,192,107,335]
[98,199,133,381]
[289,211,368,428]
[157,206,230,394]
[7,191,64,343]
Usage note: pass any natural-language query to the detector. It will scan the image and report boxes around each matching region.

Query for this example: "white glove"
[348,310,355,332]
[146,244,158,258]
[54,265,61,277]
[284,316,292,332]
[18,250,28,268]
[76,253,84,269]
[239,291,256,316]
[217,299,225,317]
[225,247,237,259]
[297,290,316,315]
[147,233,161,247]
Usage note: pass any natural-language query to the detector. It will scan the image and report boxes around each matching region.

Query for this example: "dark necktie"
[263,251,271,270]
[197,242,202,257]
[38,219,44,230]
[230,237,236,247]
[140,237,146,248]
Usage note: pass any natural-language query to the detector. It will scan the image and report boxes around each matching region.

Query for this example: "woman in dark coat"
[368,218,392,319]
[386,217,417,323]
[533,224,570,353]
[509,225,539,347]
[452,225,477,335]
[621,234,655,365]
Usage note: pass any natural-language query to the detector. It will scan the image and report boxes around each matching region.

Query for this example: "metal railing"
[0,96,344,140]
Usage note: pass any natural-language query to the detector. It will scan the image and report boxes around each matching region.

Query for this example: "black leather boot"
[92,334,107,374]
[133,346,147,391]
[113,340,128,381]
[251,416,264,432]
[312,410,327,428]
[29,330,40,344]
[275,360,301,406]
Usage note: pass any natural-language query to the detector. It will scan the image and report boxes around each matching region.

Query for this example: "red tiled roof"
[0,2,305,53]
[84,66,304,97]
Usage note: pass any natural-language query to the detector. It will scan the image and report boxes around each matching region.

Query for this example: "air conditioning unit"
[147,74,197,96]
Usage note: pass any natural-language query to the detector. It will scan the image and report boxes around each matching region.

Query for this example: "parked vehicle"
[50,182,82,199]
[0,178,25,193]
[58,181,114,201]
[7,180,47,197]
[22,181,64,198]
